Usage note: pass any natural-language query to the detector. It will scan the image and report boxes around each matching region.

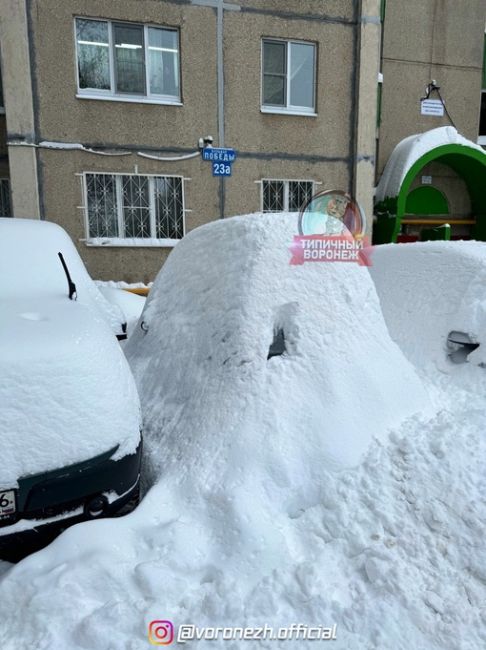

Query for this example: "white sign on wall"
[421,99,445,117]
[422,176,433,185]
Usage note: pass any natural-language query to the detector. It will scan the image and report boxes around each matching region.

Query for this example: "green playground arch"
[374,143,486,243]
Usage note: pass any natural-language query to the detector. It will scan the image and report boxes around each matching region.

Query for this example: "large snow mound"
[370,241,486,372]
[126,211,430,474]
[1,215,485,650]
[375,126,485,202]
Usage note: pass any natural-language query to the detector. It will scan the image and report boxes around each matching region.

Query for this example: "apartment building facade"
[0,0,381,281]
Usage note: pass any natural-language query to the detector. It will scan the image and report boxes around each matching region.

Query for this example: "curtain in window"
[289,43,315,109]
[114,24,145,94]
[148,28,180,97]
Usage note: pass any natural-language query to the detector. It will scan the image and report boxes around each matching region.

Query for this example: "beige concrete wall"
[30,0,218,150]
[224,7,355,158]
[0,0,40,217]
[355,0,381,233]
[378,0,486,175]
[39,146,350,281]
[2,0,375,280]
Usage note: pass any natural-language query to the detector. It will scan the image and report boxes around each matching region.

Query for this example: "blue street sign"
[202,147,237,163]
[212,161,232,176]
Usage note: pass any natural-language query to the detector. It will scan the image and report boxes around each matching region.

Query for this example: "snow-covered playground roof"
[375,126,486,203]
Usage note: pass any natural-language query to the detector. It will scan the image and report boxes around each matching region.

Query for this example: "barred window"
[0,178,11,217]
[85,173,184,240]
[262,179,314,212]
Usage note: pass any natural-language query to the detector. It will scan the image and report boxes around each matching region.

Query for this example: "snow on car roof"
[0,218,124,332]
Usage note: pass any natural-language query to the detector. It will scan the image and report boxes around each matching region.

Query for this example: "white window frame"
[74,18,182,106]
[81,171,187,246]
[258,178,319,212]
[261,38,317,117]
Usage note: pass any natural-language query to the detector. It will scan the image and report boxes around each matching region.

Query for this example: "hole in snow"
[447,331,480,364]
[267,328,286,359]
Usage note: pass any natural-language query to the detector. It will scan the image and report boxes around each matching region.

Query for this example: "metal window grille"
[262,180,314,213]
[85,173,184,239]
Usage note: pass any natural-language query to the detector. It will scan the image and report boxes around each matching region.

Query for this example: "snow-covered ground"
[0,216,485,650]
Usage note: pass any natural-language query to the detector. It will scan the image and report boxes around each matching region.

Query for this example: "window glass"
[289,42,315,109]
[85,174,184,239]
[154,177,184,238]
[0,179,11,217]
[86,174,118,237]
[114,23,145,94]
[76,19,110,91]
[263,181,285,212]
[479,93,486,137]
[122,176,151,237]
[288,181,313,211]
[263,41,286,106]
[148,28,180,98]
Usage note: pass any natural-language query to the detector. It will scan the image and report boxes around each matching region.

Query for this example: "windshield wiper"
[58,252,77,300]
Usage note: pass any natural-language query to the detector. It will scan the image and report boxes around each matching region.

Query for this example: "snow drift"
[1,216,485,650]
[370,241,486,371]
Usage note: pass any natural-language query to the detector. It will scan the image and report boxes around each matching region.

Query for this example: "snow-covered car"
[0,218,142,560]
[370,241,486,371]
[96,285,146,339]
[125,212,431,478]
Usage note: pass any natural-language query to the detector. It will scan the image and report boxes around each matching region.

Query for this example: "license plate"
[0,490,16,519]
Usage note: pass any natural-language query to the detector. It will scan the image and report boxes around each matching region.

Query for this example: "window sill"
[477,136,486,146]
[261,106,317,117]
[84,237,181,248]
[76,93,183,107]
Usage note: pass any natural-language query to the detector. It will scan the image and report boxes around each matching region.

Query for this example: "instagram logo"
[148,620,174,645]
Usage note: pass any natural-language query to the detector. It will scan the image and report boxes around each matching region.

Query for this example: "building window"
[0,179,11,217]
[84,173,184,240]
[480,32,486,143]
[261,39,316,114]
[262,179,314,212]
[75,18,181,103]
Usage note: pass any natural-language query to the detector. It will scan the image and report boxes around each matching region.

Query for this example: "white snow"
[96,287,146,337]
[0,216,485,650]
[0,218,126,335]
[370,241,486,371]
[375,126,485,202]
